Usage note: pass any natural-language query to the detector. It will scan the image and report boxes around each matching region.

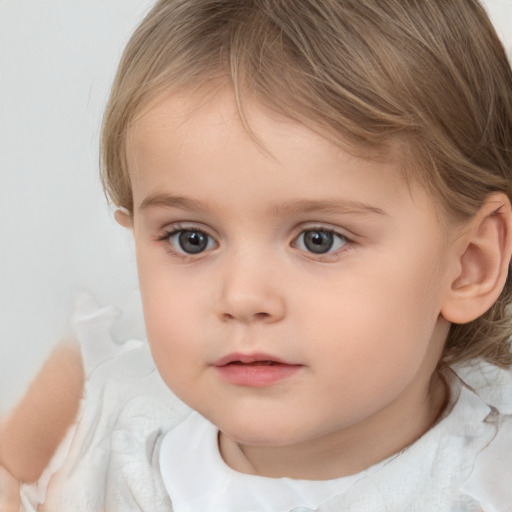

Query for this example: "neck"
[219,370,448,480]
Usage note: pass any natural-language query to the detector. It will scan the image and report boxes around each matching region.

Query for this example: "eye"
[166,228,216,255]
[294,229,348,255]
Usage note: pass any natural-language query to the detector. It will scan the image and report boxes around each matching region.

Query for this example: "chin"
[217,415,309,447]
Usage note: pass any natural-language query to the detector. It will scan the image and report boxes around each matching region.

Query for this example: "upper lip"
[213,352,300,367]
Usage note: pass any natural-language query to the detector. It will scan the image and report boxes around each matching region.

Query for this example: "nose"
[215,254,286,324]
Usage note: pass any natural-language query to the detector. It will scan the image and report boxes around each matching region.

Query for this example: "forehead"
[126,87,435,222]
[129,87,342,167]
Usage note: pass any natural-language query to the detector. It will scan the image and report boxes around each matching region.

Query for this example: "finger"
[0,465,21,512]
[0,341,84,483]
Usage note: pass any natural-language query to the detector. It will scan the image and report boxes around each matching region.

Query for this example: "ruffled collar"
[159,368,512,512]
[160,411,393,512]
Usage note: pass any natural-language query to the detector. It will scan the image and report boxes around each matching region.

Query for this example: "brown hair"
[101,0,512,367]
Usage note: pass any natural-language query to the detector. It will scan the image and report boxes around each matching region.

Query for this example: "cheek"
[301,251,445,381]
[137,245,206,328]
[137,257,208,382]
[142,296,211,407]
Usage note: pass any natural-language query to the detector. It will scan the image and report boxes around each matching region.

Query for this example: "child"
[18,0,512,510]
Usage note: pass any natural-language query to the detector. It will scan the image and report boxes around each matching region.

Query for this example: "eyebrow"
[139,193,387,217]
[140,193,210,213]
[272,199,387,217]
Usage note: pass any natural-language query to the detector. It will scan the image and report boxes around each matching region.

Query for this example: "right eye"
[165,228,217,255]
[293,228,348,255]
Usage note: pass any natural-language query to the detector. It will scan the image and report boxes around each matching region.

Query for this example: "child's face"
[127,88,457,466]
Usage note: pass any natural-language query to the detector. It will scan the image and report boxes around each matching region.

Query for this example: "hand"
[0,465,20,512]
[0,342,84,484]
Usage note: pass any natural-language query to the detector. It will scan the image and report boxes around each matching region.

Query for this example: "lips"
[214,352,292,366]
[228,361,277,366]
[213,353,302,387]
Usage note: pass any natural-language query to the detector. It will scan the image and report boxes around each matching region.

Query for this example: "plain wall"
[0,0,511,414]
[0,0,155,413]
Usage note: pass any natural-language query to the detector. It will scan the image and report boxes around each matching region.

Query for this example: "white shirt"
[20,294,512,512]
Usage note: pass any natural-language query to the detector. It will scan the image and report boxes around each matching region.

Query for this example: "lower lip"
[214,363,302,387]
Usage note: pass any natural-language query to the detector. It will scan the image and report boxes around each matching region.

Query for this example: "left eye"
[294,229,348,254]
[168,229,216,254]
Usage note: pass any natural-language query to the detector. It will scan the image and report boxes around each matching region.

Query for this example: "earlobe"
[114,207,133,229]
[441,193,512,325]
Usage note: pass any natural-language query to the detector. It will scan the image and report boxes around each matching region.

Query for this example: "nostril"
[221,311,272,322]
[254,312,271,320]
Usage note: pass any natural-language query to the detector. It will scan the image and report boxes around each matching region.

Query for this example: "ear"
[441,193,512,324]
[114,207,133,229]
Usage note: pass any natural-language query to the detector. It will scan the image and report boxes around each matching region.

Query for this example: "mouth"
[213,353,303,387]
[227,360,279,366]
[213,352,296,367]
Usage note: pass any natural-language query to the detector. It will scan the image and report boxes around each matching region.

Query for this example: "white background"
[0,0,511,414]
[0,0,154,413]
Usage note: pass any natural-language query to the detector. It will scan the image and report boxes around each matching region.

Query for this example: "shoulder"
[40,345,187,512]
[455,359,512,415]
[21,294,189,512]
[453,360,512,509]
[317,363,512,511]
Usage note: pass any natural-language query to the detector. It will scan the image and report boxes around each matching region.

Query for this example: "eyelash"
[156,223,353,260]
[156,223,216,259]
[292,226,351,260]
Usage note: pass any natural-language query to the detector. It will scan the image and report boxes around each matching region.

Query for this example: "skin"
[0,86,508,507]
[0,466,20,512]
[122,87,468,480]
[1,85,510,501]
[0,343,83,507]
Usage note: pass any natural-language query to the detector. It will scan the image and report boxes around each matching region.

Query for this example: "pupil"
[304,231,333,254]
[179,231,208,254]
